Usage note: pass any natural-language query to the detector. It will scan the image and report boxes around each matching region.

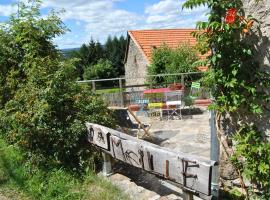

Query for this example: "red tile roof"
[128,29,209,63]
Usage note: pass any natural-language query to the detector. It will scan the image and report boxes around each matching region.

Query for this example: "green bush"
[147,43,199,85]
[1,61,114,170]
[83,59,117,81]
[0,0,115,171]
[231,126,270,197]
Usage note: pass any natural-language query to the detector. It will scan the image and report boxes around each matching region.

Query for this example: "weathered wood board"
[86,122,216,198]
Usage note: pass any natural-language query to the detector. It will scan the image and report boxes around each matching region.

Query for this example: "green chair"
[184,82,201,113]
[190,82,201,100]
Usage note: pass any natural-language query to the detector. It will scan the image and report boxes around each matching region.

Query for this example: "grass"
[96,88,123,94]
[0,138,128,200]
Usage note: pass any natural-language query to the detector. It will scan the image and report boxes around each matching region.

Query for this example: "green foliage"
[148,43,199,84]
[148,44,171,84]
[0,137,82,200]
[183,0,270,197]
[69,35,127,80]
[0,1,65,108]
[0,138,128,200]
[0,0,114,172]
[69,40,105,79]
[83,59,117,80]
[220,188,245,200]
[104,35,127,76]
[232,126,270,197]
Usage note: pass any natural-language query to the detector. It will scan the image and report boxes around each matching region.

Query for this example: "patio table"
[143,88,185,120]
[143,87,171,94]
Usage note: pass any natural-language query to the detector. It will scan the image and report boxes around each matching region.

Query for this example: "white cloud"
[144,0,208,28]
[42,0,141,43]
[0,4,16,17]
[145,0,181,15]
[0,0,208,48]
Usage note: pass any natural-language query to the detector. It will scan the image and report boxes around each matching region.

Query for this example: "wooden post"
[86,122,217,198]
[119,79,124,107]
[183,190,194,200]
[127,107,152,139]
[92,81,96,92]
[181,74,185,86]
[102,152,113,176]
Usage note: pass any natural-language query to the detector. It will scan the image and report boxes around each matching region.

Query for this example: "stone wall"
[221,0,270,181]
[242,0,270,70]
[242,0,270,136]
[124,39,149,90]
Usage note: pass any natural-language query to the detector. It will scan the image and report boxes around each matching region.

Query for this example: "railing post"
[181,74,185,86]
[183,190,194,200]
[210,110,220,199]
[92,81,96,92]
[102,152,113,176]
[119,78,124,107]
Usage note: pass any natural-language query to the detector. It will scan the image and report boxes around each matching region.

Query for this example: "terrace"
[81,72,215,200]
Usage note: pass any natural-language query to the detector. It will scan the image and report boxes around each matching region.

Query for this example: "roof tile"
[128,29,209,62]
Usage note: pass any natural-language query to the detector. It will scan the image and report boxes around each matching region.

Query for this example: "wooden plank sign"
[86,122,216,199]
[86,123,110,150]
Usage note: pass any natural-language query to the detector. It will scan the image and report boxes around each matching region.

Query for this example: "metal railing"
[77,72,206,107]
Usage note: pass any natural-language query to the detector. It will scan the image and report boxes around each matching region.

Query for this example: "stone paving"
[138,107,211,159]
[107,107,211,200]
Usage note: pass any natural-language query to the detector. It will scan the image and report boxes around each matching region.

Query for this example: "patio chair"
[110,107,151,139]
[136,99,149,116]
[163,90,184,120]
[165,100,184,120]
[184,82,201,113]
[147,102,164,118]
[189,82,201,100]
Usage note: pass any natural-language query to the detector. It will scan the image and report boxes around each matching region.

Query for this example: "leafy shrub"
[147,43,199,85]
[183,0,270,198]
[231,126,270,197]
[83,59,117,81]
[0,0,115,171]
[1,61,114,170]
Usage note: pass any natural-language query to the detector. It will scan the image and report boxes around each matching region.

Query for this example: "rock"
[219,150,238,180]
[148,194,161,200]
[232,178,252,188]
[134,186,144,193]
[166,194,181,200]
[110,173,130,182]
[232,178,242,187]
[159,197,169,200]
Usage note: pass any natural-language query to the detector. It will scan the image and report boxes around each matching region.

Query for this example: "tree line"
[67,36,127,81]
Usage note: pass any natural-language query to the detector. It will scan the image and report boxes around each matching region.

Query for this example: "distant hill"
[60,48,80,57]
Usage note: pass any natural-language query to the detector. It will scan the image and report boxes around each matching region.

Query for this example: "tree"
[69,39,105,80]
[0,1,65,107]
[147,43,199,84]
[0,0,114,171]
[104,35,127,76]
[83,59,117,81]
[68,35,127,81]
[183,0,270,198]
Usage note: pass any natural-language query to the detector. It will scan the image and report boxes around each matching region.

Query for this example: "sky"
[0,0,208,49]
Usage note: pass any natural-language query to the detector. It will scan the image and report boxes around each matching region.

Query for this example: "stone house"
[124,29,207,88]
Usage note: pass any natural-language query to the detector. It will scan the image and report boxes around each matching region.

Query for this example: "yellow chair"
[148,102,164,109]
[147,102,164,118]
